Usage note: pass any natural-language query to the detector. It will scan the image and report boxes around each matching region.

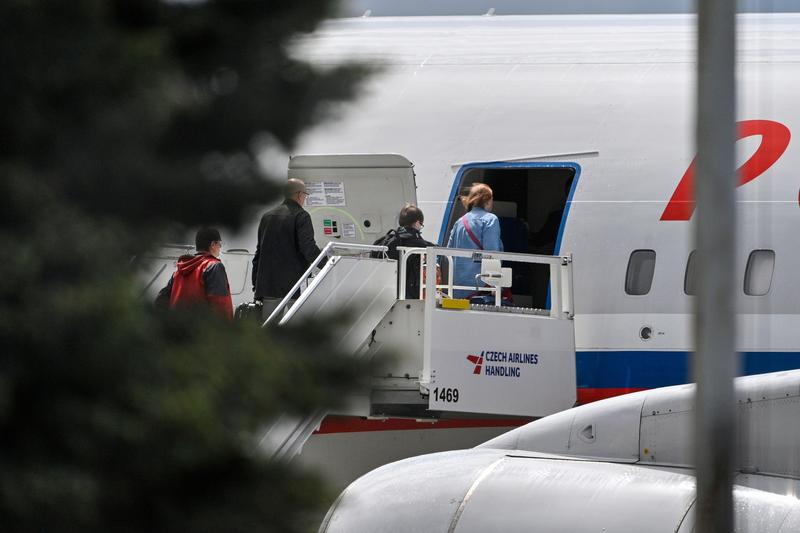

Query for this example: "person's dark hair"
[460,183,493,211]
[398,204,424,227]
[196,227,221,251]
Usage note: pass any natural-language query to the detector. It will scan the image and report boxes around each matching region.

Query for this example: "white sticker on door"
[342,222,356,239]
[306,181,346,207]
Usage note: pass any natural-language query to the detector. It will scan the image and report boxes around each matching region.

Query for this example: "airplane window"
[684,250,698,295]
[625,249,656,296]
[744,249,775,296]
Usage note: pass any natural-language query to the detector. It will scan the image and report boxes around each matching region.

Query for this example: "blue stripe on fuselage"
[576,351,800,389]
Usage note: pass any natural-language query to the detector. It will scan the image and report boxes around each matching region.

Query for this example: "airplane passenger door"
[288,154,417,247]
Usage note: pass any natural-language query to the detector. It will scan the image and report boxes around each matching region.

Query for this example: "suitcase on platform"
[234,300,263,323]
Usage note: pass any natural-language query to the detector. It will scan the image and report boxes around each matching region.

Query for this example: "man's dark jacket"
[253,199,321,299]
[386,226,435,299]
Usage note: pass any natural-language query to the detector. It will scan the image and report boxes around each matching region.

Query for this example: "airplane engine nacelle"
[320,448,800,533]
[320,372,800,531]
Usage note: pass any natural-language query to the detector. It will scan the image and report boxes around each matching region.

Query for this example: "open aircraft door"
[288,154,417,247]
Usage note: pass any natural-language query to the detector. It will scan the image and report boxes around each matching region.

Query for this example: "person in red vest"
[156,227,233,320]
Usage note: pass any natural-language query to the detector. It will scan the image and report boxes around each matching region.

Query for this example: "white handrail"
[398,246,573,314]
[269,243,573,321]
[396,246,426,300]
[414,247,573,318]
[263,242,388,326]
[475,272,502,307]
[398,247,500,301]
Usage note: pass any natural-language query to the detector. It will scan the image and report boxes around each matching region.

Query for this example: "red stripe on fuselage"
[314,415,534,434]
[313,389,644,435]
[577,387,647,404]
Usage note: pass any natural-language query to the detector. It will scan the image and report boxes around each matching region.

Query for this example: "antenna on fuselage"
[483,8,495,16]
[362,9,371,17]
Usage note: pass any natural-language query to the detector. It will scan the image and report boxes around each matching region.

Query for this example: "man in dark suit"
[253,179,321,319]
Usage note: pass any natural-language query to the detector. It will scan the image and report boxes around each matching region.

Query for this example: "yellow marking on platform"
[441,298,470,310]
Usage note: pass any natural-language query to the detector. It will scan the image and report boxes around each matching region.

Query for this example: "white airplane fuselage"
[290,12,800,392]
[229,13,800,487]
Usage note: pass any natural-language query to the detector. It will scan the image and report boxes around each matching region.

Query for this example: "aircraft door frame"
[439,161,581,309]
[438,161,581,253]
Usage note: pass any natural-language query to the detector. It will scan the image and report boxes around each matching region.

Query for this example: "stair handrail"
[263,241,389,326]
[398,247,573,313]
[397,247,488,300]
[396,246,427,299]
[420,247,574,318]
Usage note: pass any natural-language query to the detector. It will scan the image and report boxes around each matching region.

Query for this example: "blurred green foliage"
[0,0,370,531]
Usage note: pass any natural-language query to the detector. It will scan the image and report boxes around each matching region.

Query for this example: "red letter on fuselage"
[660,120,791,221]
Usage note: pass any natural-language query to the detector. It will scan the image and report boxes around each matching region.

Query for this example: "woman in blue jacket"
[447,183,503,299]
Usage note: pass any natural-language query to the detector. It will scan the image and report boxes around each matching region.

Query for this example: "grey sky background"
[337,0,800,17]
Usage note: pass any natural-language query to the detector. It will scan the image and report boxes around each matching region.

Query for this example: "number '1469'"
[433,387,459,403]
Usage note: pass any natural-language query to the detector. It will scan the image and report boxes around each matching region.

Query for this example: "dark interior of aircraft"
[443,166,575,309]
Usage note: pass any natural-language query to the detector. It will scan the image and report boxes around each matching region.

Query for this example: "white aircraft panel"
[482,389,645,461]
[736,370,800,402]
[453,458,696,533]
[733,485,800,533]
[321,451,800,533]
[735,372,800,478]
[639,411,692,466]
[479,408,575,453]
[426,308,576,417]
[564,389,644,460]
[320,449,506,533]
[639,384,694,465]
[776,507,800,533]
[735,473,800,500]
[642,383,695,415]
[219,251,251,296]
[739,397,800,478]
[288,153,417,248]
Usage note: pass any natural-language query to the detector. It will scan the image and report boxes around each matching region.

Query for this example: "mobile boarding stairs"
[259,242,576,461]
